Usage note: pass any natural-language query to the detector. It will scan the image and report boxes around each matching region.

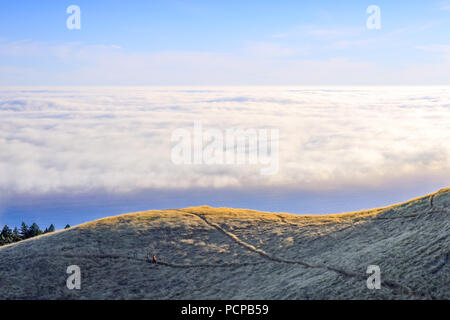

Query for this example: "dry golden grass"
[0,188,448,299]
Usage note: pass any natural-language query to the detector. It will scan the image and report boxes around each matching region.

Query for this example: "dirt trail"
[154,260,266,269]
[181,210,422,298]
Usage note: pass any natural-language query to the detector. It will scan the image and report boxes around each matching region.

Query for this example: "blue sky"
[1,0,450,84]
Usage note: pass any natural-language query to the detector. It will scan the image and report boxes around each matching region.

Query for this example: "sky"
[0,2,449,230]
[1,0,450,85]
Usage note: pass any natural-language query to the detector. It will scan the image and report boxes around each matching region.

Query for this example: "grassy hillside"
[0,188,448,299]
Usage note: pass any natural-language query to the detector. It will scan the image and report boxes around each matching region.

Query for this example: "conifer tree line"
[0,222,71,246]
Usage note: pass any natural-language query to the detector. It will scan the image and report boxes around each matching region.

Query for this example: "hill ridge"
[0,188,448,299]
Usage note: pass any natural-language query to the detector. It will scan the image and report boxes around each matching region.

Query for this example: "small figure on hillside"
[152,255,157,264]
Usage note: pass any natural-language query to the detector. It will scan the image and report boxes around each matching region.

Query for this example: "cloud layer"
[0,87,449,199]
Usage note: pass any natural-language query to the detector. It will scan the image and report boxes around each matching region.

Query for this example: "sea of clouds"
[0,86,449,199]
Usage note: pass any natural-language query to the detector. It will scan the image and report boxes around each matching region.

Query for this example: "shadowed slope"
[0,188,448,299]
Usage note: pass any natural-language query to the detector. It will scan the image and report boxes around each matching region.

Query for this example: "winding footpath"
[178,210,422,298]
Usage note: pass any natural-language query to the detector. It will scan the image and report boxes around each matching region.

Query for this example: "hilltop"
[0,188,448,299]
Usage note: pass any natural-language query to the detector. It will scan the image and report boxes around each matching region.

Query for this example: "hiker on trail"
[152,255,157,264]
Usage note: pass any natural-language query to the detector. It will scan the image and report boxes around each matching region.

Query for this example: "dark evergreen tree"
[1,225,13,244]
[0,222,65,246]
[28,223,43,237]
[20,222,30,239]
[1,225,12,238]
[12,227,21,242]
[65,224,71,229]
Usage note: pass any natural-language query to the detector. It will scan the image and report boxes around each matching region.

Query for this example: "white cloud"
[0,87,449,198]
[1,40,450,85]
[242,42,306,58]
[270,25,364,40]
[415,44,450,52]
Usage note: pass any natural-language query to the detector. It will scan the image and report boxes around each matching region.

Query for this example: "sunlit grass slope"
[0,188,448,299]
